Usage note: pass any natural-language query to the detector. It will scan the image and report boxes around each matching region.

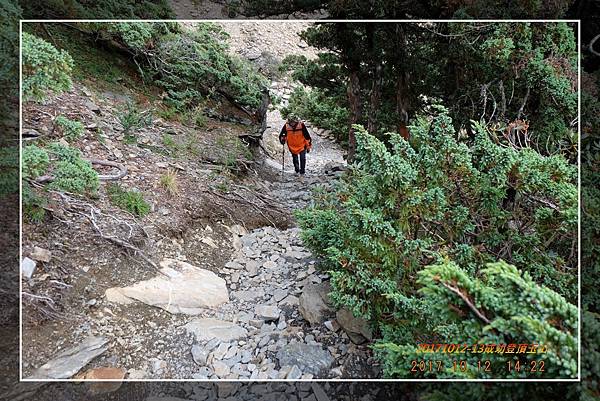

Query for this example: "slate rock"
[30,246,52,262]
[184,318,248,342]
[191,344,209,366]
[276,342,334,377]
[105,259,228,314]
[255,305,280,321]
[336,308,373,343]
[28,336,108,379]
[21,257,36,279]
[299,282,334,325]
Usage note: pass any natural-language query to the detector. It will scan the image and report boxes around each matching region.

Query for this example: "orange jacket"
[280,121,311,155]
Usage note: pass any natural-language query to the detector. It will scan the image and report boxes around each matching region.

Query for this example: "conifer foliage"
[296,107,578,378]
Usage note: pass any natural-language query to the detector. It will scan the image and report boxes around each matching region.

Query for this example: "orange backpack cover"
[285,121,310,154]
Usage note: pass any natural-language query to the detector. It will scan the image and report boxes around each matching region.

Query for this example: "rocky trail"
[21,23,381,383]
[24,92,378,380]
[24,103,377,382]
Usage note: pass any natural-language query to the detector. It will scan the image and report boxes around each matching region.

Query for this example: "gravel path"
[22,20,377,382]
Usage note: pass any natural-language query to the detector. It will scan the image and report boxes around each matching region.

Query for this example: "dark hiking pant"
[291,150,306,174]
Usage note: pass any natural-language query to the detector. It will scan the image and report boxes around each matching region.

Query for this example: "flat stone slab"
[105,259,228,314]
[276,342,334,377]
[28,336,108,379]
[184,318,248,342]
[255,305,280,321]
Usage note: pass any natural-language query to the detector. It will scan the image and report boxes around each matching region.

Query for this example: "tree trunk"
[347,68,362,162]
[366,24,382,135]
[396,70,410,140]
[395,25,410,140]
[367,61,383,135]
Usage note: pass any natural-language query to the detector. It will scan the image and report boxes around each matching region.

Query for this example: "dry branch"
[441,281,491,324]
[49,190,163,276]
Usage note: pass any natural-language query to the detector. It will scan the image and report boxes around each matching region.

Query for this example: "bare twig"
[499,80,506,120]
[526,194,561,212]
[49,280,72,288]
[517,87,530,119]
[87,208,163,275]
[48,189,161,275]
[440,282,491,324]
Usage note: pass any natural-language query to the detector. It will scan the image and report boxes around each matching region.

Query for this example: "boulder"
[244,47,262,60]
[299,282,334,325]
[79,366,126,380]
[246,260,259,277]
[128,369,148,379]
[105,259,228,314]
[84,100,101,114]
[336,308,372,344]
[276,342,334,377]
[184,318,248,342]
[280,295,299,306]
[286,365,303,379]
[228,224,248,236]
[212,360,230,377]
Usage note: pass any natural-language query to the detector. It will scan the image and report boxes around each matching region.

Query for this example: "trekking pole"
[281,143,285,180]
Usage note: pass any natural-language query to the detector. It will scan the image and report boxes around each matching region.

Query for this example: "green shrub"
[296,106,578,378]
[162,134,181,155]
[22,32,73,101]
[47,143,99,194]
[110,22,267,111]
[157,106,178,122]
[54,115,85,142]
[22,145,50,222]
[22,145,49,179]
[22,184,47,223]
[107,183,150,217]
[104,22,155,52]
[117,101,152,140]
[375,260,577,378]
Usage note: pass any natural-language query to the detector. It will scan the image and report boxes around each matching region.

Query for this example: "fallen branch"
[440,281,491,325]
[86,207,164,276]
[87,158,128,180]
[517,87,530,119]
[22,291,64,321]
[49,189,163,276]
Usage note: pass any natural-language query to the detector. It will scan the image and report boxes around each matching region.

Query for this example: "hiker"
[279,115,312,175]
